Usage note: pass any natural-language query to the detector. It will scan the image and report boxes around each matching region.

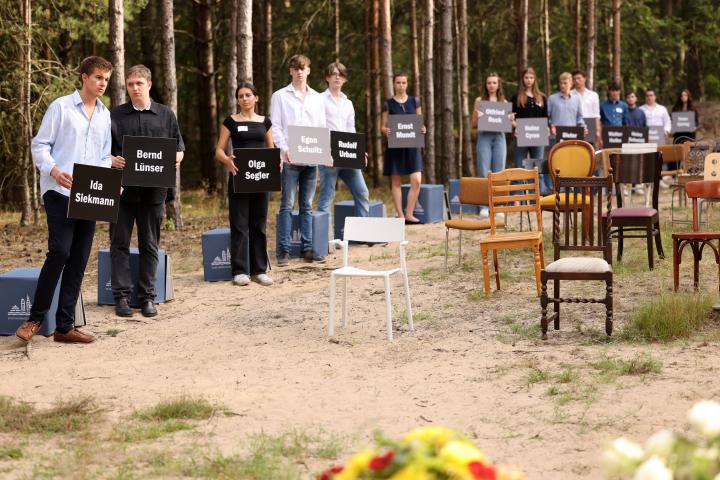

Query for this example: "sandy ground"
[1,190,720,479]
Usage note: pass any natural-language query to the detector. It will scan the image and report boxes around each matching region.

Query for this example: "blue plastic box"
[401,184,444,224]
[0,268,86,336]
[201,228,235,281]
[97,248,173,306]
[333,200,385,239]
[275,211,329,258]
[448,179,481,215]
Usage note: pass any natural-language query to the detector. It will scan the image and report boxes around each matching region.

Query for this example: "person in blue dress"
[381,72,426,224]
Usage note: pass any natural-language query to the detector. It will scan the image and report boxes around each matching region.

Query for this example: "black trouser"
[228,177,269,276]
[29,191,95,333]
[110,200,163,303]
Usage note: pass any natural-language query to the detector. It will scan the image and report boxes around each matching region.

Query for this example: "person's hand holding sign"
[111,155,125,169]
[50,166,72,189]
[175,152,184,169]
[224,152,239,176]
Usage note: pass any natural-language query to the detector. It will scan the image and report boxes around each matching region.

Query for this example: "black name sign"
[121,135,177,188]
[602,126,625,147]
[232,148,281,193]
[67,164,122,223]
[330,131,366,169]
[625,127,649,144]
[672,112,696,133]
[556,126,585,142]
[387,114,425,148]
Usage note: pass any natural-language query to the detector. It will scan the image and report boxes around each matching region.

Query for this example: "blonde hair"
[126,64,152,82]
[516,67,545,108]
[559,72,573,82]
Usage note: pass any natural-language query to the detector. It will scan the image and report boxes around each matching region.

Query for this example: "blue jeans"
[276,164,317,256]
[318,166,370,217]
[513,140,550,193]
[476,132,507,178]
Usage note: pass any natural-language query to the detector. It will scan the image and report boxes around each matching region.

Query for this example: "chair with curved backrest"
[672,180,720,292]
[659,143,692,224]
[605,152,664,269]
[444,177,505,269]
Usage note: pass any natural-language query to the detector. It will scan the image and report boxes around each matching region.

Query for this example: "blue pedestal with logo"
[448,179,481,215]
[333,201,385,240]
[275,211,329,258]
[0,268,86,336]
[97,248,173,307]
[201,228,234,281]
[401,184,444,224]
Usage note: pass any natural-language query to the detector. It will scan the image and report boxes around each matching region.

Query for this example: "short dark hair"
[324,62,348,81]
[645,88,656,95]
[235,81,259,99]
[79,56,113,81]
[288,54,311,70]
[571,69,587,78]
[392,71,409,82]
[608,82,621,92]
[625,90,636,96]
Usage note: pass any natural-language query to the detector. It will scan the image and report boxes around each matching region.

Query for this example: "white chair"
[328,217,413,341]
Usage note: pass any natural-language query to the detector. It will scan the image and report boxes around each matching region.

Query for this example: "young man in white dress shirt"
[271,54,327,266]
[571,70,602,147]
[317,62,371,240]
[640,88,673,185]
[15,56,113,344]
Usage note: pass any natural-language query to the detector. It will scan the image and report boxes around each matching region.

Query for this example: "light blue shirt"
[547,92,586,129]
[32,90,112,198]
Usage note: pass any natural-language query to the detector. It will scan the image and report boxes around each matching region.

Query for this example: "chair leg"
[458,230,463,266]
[481,247,491,296]
[492,249,500,290]
[646,223,654,270]
[553,279,560,330]
[540,273,549,340]
[655,222,665,259]
[384,275,393,341]
[532,246,542,296]
[402,271,413,332]
[692,243,701,291]
[673,238,681,292]
[342,277,348,327]
[606,277,613,336]
[617,226,624,262]
[539,241,545,267]
[329,274,336,337]
[444,229,449,271]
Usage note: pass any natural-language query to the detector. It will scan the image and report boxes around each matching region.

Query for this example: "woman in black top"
[215,82,274,286]
[672,89,699,142]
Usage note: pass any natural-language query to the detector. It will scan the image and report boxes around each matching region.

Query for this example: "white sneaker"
[662,175,673,183]
[232,274,250,286]
[659,179,669,189]
[633,185,645,194]
[479,207,489,218]
[251,273,274,286]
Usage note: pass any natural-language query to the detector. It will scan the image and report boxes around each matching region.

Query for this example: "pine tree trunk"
[227,0,238,116]
[456,0,471,176]
[140,0,162,102]
[575,0,582,70]
[160,0,182,229]
[263,0,272,109]
[514,0,528,79]
[334,0,340,61]
[439,0,455,183]
[611,0,621,86]
[108,0,126,108]
[380,0,393,100]
[371,0,383,186]
[410,0,421,99]
[586,0,596,89]
[194,0,219,194]
[422,0,436,184]
[541,0,551,97]
[238,0,253,82]
[19,0,32,226]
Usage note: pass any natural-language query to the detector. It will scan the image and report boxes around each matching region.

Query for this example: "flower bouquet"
[318,426,526,480]
[604,400,720,479]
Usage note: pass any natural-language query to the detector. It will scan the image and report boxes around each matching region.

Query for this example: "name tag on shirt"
[615,107,623,113]
[238,125,249,132]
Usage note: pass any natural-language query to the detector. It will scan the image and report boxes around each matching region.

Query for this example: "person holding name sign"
[571,70,602,147]
[15,56,114,344]
[271,54,327,266]
[672,89,699,142]
[215,82,274,286]
[472,73,509,219]
[318,62,371,230]
[625,91,647,128]
[600,82,629,127]
[109,65,185,318]
[640,88,672,186]
[510,68,549,193]
[381,72,426,224]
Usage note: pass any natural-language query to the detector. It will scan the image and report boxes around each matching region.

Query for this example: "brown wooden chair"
[444,177,505,269]
[480,168,545,296]
[540,174,614,339]
[672,180,720,292]
[605,152,664,269]
[659,143,692,224]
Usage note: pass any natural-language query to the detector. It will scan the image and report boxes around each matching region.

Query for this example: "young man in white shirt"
[15,56,113,344]
[317,62,370,239]
[640,88,672,185]
[571,70,602,146]
[271,54,327,266]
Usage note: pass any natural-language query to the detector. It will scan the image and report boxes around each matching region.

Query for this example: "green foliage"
[0,396,100,434]
[132,396,216,421]
[591,353,662,382]
[620,293,716,342]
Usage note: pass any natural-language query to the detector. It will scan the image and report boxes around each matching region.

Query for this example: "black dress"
[223,115,272,276]
[383,97,424,176]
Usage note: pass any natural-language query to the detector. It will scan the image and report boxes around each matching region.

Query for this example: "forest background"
[1,0,719,227]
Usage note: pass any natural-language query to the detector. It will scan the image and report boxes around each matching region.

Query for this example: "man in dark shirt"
[625,91,647,128]
[600,82,629,126]
[110,65,184,318]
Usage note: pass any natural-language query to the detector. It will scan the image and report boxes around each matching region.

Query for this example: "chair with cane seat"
[444,177,505,269]
[480,168,545,296]
[540,174,614,339]
[328,217,412,341]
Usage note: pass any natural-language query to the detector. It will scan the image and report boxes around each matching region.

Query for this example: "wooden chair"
[659,143,692,224]
[540,174,614,339]
[480,168,545,296]
[673,180,720,292]
[444,177,505,269]
[605,152,664,269]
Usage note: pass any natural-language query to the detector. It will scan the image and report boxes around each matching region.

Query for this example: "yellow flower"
[403,426,459,449]
[335,449,375,480]
[439,440,489,480]
[496,465,528,480]
[389,464,434,480]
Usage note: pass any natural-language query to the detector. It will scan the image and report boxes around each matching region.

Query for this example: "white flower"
[633,456,673,480]
[689,401,720,439]
[644,430,675,459]
[603,437,644,475]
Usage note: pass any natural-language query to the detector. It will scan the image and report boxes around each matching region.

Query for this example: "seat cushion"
[539,192,587,208]
[445,218,501,231]
[604,207,658,218]
[545,257,611,273]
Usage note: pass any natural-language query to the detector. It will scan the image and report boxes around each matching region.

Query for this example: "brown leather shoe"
[16,321,42,342]
[53,328,96,344]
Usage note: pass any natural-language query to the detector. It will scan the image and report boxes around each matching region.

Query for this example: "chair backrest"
[596,147,622,176]
[658,143,689,166]
[704,153,720,180]
[487,168,542,234]
[458,177,490,206]
[685,180,720,231]
[609,152,663,208]
[547,140,596,189]
[552,174,614,263]
[343,217,405,243]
